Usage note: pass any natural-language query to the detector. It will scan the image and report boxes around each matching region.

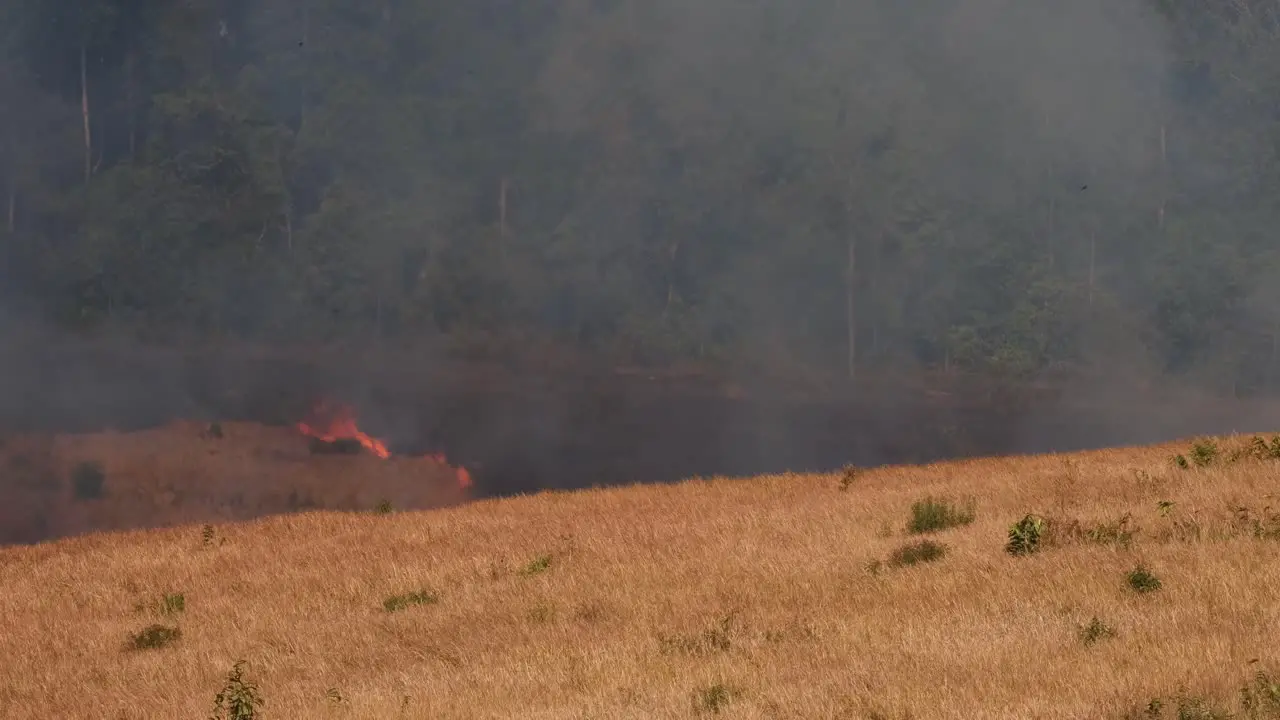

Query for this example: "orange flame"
[430,452,473,490]
[297,400,391,459]
[297,400,473,491]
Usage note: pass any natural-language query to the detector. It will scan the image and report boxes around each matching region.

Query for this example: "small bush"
[383,590,439,613]
[838,465,859,491]
[1133,694,1233,720]
[136,592,185,616]
[1127,565,1162,594]
[1239,671,1280,715]
[128,624,181,651]
[1127,670,1280,720]
[210,660,264,720]
[161,592,185,614]
[1085,513,1136,547]
[1190,439,1219,467]
[761,622,817,644]
[70,461,105,500]
[526,603,557,623]
[1148,695,1231,720]
[906,496,976,534]
[1006,514,1046,556]
[693,683,740,714]
[1078,616,1117,646]
[1232,506,1280,540]
[1223,435,1280,463]
[520,554,553,576]
[887,539,947,567]
[659,614,736,656]
[573,602,607,623]
[1229,436,1271,462]
[374,499,394,514]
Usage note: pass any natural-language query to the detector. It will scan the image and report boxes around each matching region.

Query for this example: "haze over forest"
[0,0,1277,395]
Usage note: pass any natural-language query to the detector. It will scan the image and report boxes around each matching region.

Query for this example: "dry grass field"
[2,434,1279,719]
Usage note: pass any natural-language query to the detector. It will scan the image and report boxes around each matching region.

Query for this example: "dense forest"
[0,0,1277,393]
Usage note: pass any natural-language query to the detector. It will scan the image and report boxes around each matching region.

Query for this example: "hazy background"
[0,0,1278,474]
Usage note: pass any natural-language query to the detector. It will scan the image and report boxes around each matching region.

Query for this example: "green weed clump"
[887,540,947,567]
[659,614,736,657]
[1126,670,1280,719]
[1233,506,1280,540]
[520,554,554,576]
[1240,671,1280,716]
[128,624,181,651]
[1006,514,1045,556]
[1078,616,1117,646]
[1190,439,1220,467]
[906,496,976,534]
[693,683,740,714]
[1127,565,1162,594]
[135,592,185,616]
[382,590,439,613]
[210,660,264,720]
[1085,513,1136,547]
[1170,436,1280,469]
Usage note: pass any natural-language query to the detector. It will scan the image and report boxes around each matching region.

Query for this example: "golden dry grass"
[2,436,1280,719]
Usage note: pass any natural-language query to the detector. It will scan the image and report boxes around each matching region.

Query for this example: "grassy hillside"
[2,436,1279,719]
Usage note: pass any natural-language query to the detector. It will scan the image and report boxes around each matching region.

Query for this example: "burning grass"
[298,399,392,459]
[2,435,1280,718]
[0,413,470,543]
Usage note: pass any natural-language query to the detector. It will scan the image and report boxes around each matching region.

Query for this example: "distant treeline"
[0,0,1277,394]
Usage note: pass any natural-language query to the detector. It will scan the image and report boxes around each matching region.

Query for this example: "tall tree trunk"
[1047,197,1056,268]
[1087,229,1096,308]
[93,118,105,173]
[299,5,311,127]
[80,43,92,184]
[662,240,679,320]
[846,236,857,380]
[869,229,880,357]
[498,176,508,241]
[126,52,137,162]
[1046,159,1056,268]
[1157,123,1167,230]
[1269,321,1278,392]
[6,126,14,233]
